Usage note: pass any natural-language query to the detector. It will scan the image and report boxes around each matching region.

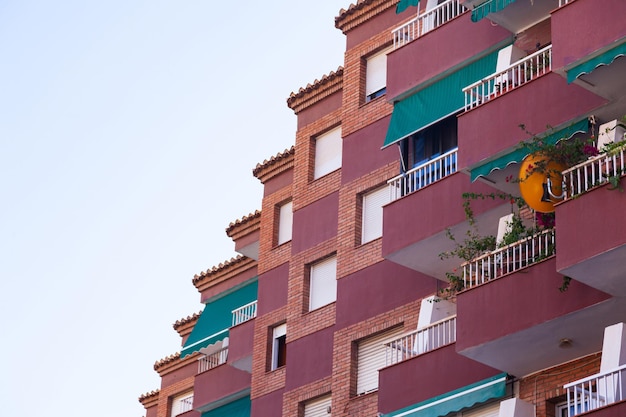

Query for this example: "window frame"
[170,391,194,417]
[271,323,287,371]
[309,255,338,311]
[303,394,332,417]
[361,186,390,244]
[365,46,392,103]
[277,200,293,245]
[313,126,342,180]
[356,327,404,396]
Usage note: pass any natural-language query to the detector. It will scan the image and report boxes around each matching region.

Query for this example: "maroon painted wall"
[146,405,158,417]
[336,260,437,329]
[178,410,200,417]
[257,263,289,316]
[229,318,255,363]
[341,115,398,184]
[345,6,407,49]
[234,229,260,253]
[297,90,342,129]
[382,172,504,256]
[161,360,197,388]
[552,0,626,69]
[458,73,607,169]
[251,388,285,417]
[456,258,610,352]
[201,268,258,303]
[556,182,626,271]
[193,364,251,410]
[291,191,339,254]
[582,401,626,417]
[378,344,502,414]
[263,168,293,197]
[285,325,334,390]
[386,13,512,101]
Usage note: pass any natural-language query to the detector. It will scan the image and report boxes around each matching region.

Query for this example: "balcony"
[464,0,558,34]
[562,145,626,200]
[552,0,626,102]
[198,347,228,374]
[193,362,251,411]
[392,0,467,50]
[455,257,624,377]
[231,300,257,327]
[384,315,456,366]
[564,364,626,416]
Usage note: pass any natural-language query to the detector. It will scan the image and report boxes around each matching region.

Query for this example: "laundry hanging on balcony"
[566,41,626,83]
[470,0,516,23]
[396,0,420,14]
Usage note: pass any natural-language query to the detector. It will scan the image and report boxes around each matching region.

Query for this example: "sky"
[0,1,349,416]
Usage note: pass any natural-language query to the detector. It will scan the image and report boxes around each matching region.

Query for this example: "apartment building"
[139,1,626,416]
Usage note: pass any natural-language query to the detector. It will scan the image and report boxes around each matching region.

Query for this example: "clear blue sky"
[0,1,348,415]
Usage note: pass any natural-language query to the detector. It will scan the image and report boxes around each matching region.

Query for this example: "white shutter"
[314,127,342,179]
[366,48,390,98]
[171,392,194,417]
[309,256,337,311]
[361,186,390,244]
[460,402,501,417]
[304,395,332,417]
[357,327,404,395]
[278,201,293,245]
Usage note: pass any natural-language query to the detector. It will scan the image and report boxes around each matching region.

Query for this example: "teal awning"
[396,0,420,13]
[383,49,501,148]
[567,41,626,83]
[181,279,258,358]
[201,396,250,417]
[470,118,589,181]
[471,0,516,23]
[382,373,507,417]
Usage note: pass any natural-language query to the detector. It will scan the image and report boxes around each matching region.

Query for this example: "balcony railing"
[392,0,466,49]
[564,364,626,416]
[463,45,552,111]
[198,347,229,373]
[384,316,456,366]
[559,0,575,6]
[388,148,457,201]
[461,229,555,290]
[232,300,257,327]
[562,146,626,200]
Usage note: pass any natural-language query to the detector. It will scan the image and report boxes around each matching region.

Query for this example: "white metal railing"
[392,0,466,49]
[177,395,194,414]
[388,148,457,201]
[559,0,575,6]
[232,300,257,327]
[461,229,555,290]
[198,347,229,373]
[384,316,456,366]
[464,45,552,111]
[562,146,626,199]
[564,364,626,416]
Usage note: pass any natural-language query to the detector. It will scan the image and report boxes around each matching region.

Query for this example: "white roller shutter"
[314,127,342,179]
[309,256,337,311]
[366,48,391,99]
[361,186,390,244]
[357,327,404,395]
[278,201,293,245]
[460,401,501,417]
[303,395,332,417]
[170,392,194,417]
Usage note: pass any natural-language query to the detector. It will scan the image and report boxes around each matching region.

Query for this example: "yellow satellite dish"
[518,153,565,213]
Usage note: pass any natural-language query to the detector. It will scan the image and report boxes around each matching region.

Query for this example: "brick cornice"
[287,67,343,114]
[138,389,160,408]
[172,311,201,338]
[153,351,198,376]
[192,255,257,293]
[335,0,397,34]
[226,211,261,241]
[253,146,295,184]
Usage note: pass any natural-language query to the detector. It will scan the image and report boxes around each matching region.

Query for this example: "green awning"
[470,118,589,181]
[383,49,501,148]
[396,0,420,13]
[382,373,507,417]
[567,41,626,83]
[201,396,250,417]
[471,0,516,23]
[181,279,258,358]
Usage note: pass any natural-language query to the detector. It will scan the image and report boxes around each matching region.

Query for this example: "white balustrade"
[562,146,626,199]
[564,364,626,416]
[461,229,555,290]
[392,0,466,49]
[232,300,258,327]
[388,148,457,201]
[559,0,574,6]
[198,347,229,373]
[384,316,456,366]
[464,45,552,111]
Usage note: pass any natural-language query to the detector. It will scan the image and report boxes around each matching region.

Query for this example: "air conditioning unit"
[598,119,626,150]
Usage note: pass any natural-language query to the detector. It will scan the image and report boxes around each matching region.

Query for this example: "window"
[458,402,500,417]
[361,186,390,244]
[170,392,194,417]
[303,395,332,417]
[271,323,287,370]
[400,114,458,171]
[314,127,342,179]
[365,47,392,102]
[309,256,337,311]
[356,327,404,395]
[277,200,293,245]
